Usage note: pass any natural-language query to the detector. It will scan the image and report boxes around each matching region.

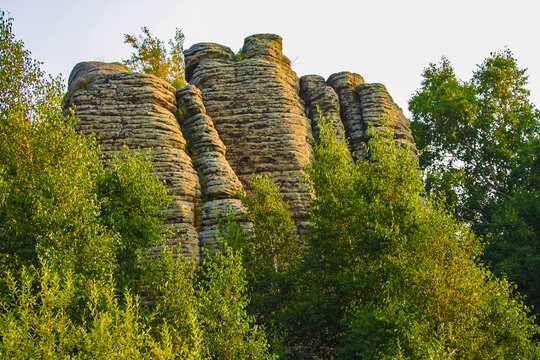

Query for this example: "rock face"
[355,83,415,149]
[326,72,367,154]
[299,75,344,143]
[65,34,416,259]
[175,85,248,250]
[301,71,415,156]
[185,34,313,228]
[64,62,201,259]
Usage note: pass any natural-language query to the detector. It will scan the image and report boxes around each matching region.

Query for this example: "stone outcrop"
[65,33,416,259]
[175,85,248,249]
[63,63,201,259]
[355,83,415,149]
[326,72,368,155]
[299,75,344,143]
[302,71,415,156]
[185,34,313,228]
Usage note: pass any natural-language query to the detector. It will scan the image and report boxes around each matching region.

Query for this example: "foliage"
[0,11,115,293]
[235,174,300,350]
[0,262,174,359]
[233,48,247,62]
[484,138,540,315]
[409,50,540,317]
[96,150,171,292]
[292,116,540,359]
[409,50,539,223]
[197,239,271,359]
[124,26,187,88]
[141,236,272,360]
[140,242,205,359]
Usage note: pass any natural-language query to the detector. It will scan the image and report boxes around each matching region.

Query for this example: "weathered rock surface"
[176,85,248,249]
[67,61,131,93]
[185,34,312,228]
[64,62,201,259]
[303,72,415,154]
[355,83,415,149]
[299,75,344,143]
[327,72,367,154]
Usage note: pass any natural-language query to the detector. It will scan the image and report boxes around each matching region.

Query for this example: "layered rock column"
[355,83,415,149]
[327,72,367,154]
[302,71,415,154]
[299,75,345,143]
[185,34,313,228]
[63,62,201,259]
[175,85,248,249]
[63,34,418,259]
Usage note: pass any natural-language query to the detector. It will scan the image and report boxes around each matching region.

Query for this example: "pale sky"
[3,0,540,117]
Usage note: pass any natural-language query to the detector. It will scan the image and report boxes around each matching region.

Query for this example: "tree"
[409,50,540,317]
[0,262,176,359]
[96,150,171,292]
[232,175,300,356]
[196,240,271,359]
[123,26,187,88]
[291,116,539,359]
[0,10,115,289]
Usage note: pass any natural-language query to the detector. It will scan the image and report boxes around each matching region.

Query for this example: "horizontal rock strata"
[185,34,312,228]
[355,83,415,149]
[303,71,415,155]
[64,62,201,259]
[327,72,366,155]
[176,85,249,249]
[299,75,345,143]
[65,34,418,258]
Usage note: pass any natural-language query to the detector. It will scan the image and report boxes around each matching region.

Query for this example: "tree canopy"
[409,49,540,318]
[123,26,187,88]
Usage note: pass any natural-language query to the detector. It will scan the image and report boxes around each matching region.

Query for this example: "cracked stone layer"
[176,85,249,249]
[355,83,415,149]
[185,34,312,228]
[64,62,201,259]
[327,72,366,154]
[299,74,345,143]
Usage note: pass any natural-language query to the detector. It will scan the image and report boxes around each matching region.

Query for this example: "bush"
[0,262,174,359]
[295,115,540,358]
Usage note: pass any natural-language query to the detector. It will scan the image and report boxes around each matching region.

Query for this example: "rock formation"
[175,85,248,250]
[63,62,201,259]
[64,34,415,260]
[184,34,313,229]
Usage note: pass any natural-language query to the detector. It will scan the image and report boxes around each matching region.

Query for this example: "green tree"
[141,236,272,360]
[96,150,171,292]
[196,240,271,359]
[124,26,187,88]
[140,242,205,359]
[0,261,176,359]
[292,116,539,359]
[409,50,540,316]
[1,9,170,317]
[232,175,300,356]
[0,10,115,289]
[409,50,539,224]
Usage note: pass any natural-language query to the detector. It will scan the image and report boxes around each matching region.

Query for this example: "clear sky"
[3,0,540,116]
